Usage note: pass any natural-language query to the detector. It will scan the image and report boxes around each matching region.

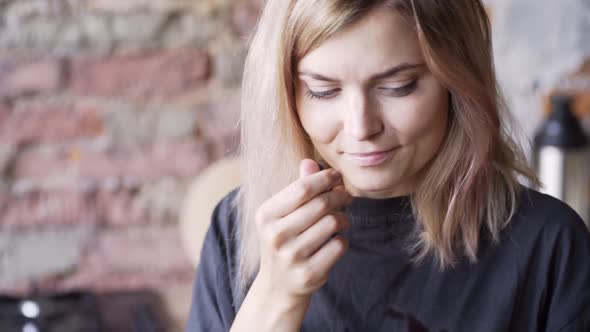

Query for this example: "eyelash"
[305,80,418,100]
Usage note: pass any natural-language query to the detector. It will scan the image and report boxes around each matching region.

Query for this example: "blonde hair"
[234,0,539,297]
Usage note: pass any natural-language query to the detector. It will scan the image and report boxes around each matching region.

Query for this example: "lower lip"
[347,147,399,167]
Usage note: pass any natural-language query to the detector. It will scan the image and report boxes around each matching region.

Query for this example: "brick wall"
[0,0,262,329]
[0,0,589,329]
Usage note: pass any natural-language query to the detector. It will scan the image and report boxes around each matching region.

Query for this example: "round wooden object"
[179,156,241,267]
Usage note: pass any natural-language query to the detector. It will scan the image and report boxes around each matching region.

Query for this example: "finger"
[260,169,343,220]
[304,160,348,196]
[300,158,321,178]
[306,235,348,276]
[332,183,348,194]
[276,190,351,234]
[287,212,350,259]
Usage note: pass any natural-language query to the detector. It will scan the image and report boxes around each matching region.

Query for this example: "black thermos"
[534,95,589,227]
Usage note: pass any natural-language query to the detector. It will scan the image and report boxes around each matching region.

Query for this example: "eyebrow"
[298,62,424,82]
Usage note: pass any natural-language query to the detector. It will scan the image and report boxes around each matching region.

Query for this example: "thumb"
[299,158,321,179]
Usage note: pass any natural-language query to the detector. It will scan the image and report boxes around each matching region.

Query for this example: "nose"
[343,90,383,141]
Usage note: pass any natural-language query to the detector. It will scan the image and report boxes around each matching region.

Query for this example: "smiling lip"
[347,146,400,167]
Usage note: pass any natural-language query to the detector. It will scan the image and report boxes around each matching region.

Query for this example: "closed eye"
[304,80,418,101]
[305,88,341,100]
[376,80,418,97]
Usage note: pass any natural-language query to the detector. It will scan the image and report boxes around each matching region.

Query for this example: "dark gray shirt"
[185,187,590,331]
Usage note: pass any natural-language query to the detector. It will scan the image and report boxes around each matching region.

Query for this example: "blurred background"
[0,0,588,331]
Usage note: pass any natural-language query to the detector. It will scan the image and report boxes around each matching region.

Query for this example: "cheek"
[386,81,448,143]
[296,100,340,144]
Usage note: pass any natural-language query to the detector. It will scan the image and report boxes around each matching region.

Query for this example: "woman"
[186,1,590,331]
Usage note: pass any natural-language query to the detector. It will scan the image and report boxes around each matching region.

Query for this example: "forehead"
[297,8,422,78]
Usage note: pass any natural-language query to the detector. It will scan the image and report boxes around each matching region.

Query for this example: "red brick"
[0,178,187,228]
[0,102,9,123]
[13,140,210,182]
[231,0,263,37]
[0,59,64,99]
[0,100,104,145]
[88,0,152,13]
[69,48,210,99]
[0,186,8,214]
[0,189,101,228]
[0,283,29,295]
[89,0,192,13]
[0,227,194,295]
[196,96,241,158]
[4,140,209,228]
[0,145,16,174]
[55,226,194,292]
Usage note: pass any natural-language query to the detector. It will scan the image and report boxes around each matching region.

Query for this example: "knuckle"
[291,246,308,261]
[316,195,331,211]
[260,227,273,243]
[260,225,274,242]
[325,214,339,232]
[278,246,298,265]
[267,227,287,249]
[255,209,266,227]
[293,182,311,201]
[296,266,318,288]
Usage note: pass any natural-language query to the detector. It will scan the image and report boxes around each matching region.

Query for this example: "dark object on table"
[132,303,163,332]
[97,290,168,332]
[534,94,589,225]
[0,289,170,332]
[0,290,102,332]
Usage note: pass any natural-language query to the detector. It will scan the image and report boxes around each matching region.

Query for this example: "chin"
[345,172,402,195]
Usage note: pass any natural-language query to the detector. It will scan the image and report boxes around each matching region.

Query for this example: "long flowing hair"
[234,0,539,297]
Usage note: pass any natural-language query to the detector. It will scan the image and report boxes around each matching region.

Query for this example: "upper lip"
[347,146,398,156]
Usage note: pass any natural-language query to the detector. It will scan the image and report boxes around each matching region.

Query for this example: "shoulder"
[214,186,241,214]
[501,186,590,285]
[496,186,590,268]
[512,188,590,330]
[187,187,243,330]
[201,186,242,283]
[197,186,242,274]
[511,186,589,237]
[210,186,242,237]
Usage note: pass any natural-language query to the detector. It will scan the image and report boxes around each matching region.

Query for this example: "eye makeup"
[376,79,418,97]
[305,88,340,100]
[304,79,419,100]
